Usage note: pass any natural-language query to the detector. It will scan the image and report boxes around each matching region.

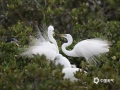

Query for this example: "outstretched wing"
[30,23,49,46]
[21,24,58,61]
[33,22,45,41]
[40,23,49,41]
[74,38,110,64]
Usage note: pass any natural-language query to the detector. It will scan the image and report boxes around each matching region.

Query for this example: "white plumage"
[55,54,87,81]
[21,25,87,81]
[62,68,84,81]
[51,31,85,81]
[21,25,58,61]
[61,34,110,64]
[55,54,71,68]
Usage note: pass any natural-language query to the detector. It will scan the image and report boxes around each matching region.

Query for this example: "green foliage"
[0,0,120,90]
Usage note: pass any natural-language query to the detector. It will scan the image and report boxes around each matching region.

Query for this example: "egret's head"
[60,34,72,39]
[48,25,54,35]
[60,34,73,43]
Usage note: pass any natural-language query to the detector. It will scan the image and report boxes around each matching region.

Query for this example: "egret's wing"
[21,41,57,60]
[82,38,110,55]
[22,24,58,60]
[28,36,43,46]
[74,38,110,64]
[40,24,49,41]
[33,22,45,42]
[31,23,50,46]
[35,23,49,41]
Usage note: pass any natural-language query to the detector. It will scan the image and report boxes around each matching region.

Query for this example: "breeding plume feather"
[60,34,110,64]
[21,24,58,61]
[47,33,87,81]
[21,24,87,81]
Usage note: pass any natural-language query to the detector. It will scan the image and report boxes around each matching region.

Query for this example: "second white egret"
[60,34,110,64]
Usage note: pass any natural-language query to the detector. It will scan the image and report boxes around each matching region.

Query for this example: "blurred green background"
[0,0,120,90]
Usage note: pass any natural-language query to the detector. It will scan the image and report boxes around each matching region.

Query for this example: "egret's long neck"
[48,32,59,53]
[62,36,76,57]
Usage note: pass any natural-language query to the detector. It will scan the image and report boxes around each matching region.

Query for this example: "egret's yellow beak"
[60,34,66,37]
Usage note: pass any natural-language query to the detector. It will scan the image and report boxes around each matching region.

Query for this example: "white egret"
[47,26,59,54]
[47,26,72,67]
[47,26,73,68]
[21,25,58,61]
[46,26,87,81]
[60,34,110,64]
[55,54,87,81]
[22,25,87,81]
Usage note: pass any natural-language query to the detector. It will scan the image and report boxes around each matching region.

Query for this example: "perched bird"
[60,34,110,64]
[47,28,87,81]
[46,26,72,67]
[55,54,87,81]
[22,25,87,81]
[21,25,58,61]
